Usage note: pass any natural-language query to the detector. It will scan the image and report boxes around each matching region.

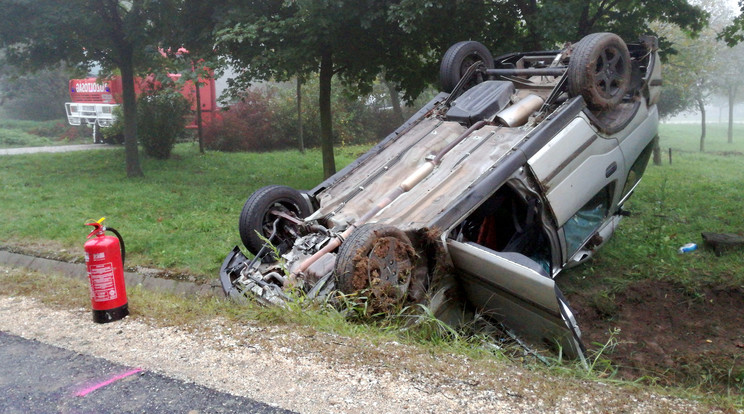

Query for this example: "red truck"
[65,74,217,142]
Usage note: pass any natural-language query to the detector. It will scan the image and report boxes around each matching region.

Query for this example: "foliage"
[136,91,190,159]
[720,0,744,45]
[102,106,125,145]
[204,78,423,152]
[513,0,708,50]
[0,64,82,121]
[0,0,216,177]
[203,87,278,152]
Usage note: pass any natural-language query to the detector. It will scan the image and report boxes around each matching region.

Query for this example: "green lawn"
[0,121,743,288]
[658,121,744,153]
[0,142,364,277]
[561,122,744,290]
[0,119,91,147]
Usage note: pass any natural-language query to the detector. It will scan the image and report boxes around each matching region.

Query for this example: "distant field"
[0,119,90,148]
[659,121,744,153]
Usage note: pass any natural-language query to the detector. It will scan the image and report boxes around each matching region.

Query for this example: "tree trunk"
[515,0,542,49]
[576,4,591,38]
[195,80,204,154]
[119,52,143,177]
[697,97,706,152]
[385,80,404,123]
[728,85,736,144]
[652,135,662,166]
[319,50,336,179]
[297,77,304,154]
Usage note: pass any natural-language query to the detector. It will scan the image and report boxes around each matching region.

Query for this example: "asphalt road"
[0,331,294,414]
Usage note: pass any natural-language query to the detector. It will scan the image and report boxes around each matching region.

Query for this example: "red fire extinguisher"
[84,217,128,323]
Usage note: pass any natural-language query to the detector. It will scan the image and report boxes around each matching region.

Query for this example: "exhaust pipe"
[296,120,488,274]
[495,94,545,127]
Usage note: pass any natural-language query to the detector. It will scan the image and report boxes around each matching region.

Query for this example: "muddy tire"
[439,41,495,93]
[238,185,312,261]
[567,32,631,110]
[334,224,417,311]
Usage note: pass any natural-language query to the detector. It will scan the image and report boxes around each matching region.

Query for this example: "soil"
[566,280,744,392]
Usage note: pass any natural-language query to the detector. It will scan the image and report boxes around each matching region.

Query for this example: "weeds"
[586,327,621,376]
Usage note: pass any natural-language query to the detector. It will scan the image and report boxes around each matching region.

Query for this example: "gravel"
[0,294,727,414]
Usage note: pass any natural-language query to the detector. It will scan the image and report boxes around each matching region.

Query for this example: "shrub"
[203,88,277,152]
[203,77,432,153]
[27,121,90,143]
[101,106,125,144]
[136,91,190,159]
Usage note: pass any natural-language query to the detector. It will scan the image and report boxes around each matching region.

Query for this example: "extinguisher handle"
[104,227,126,265]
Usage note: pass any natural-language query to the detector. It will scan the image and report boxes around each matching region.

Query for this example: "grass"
[0,118,91,148]
[1,265,739,411]
[0,141,367,278]
[1,121,742,286]
[658,121,744,154]
[1,117,742,411]
[561,122,744,291]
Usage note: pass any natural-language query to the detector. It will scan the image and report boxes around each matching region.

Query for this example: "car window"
[620,139,655,202]
[563,184,612,254]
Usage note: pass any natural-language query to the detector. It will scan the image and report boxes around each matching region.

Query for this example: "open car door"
[447,240,586,361]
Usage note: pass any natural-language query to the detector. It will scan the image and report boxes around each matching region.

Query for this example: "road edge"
[0,249,222,297]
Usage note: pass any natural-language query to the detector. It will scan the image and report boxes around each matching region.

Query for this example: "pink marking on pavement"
[75,368,143,397]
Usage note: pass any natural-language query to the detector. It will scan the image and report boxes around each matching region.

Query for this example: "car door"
[527,115,625,228]
[446,240,586,360]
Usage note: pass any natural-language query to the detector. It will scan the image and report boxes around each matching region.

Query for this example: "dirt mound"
[567,280,744,392]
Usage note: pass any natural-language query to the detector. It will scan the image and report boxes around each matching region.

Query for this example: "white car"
[220,33,661,360]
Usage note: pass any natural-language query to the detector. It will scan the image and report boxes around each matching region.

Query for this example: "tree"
[215,0,515,178]
[0,63,82,121]
[712,43,744,143]
[513,0,707,50]
[654,0,734,152]
[0,0,198,177]
[214,1,707,179]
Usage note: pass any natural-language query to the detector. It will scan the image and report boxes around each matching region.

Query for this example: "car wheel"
[439,41,495,93]
[567,32,631,110]
[334,224,416,312]
[239,185,312,261]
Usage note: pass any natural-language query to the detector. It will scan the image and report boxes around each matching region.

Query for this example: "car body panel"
[528,115,625,226]
[312,120,531,231]
[447,240,585,359]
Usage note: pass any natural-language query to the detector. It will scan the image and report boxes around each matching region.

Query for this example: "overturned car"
[221,33,661,360]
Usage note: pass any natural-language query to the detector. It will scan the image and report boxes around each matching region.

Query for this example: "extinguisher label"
[93,252,106,261]
[89,263,118,301]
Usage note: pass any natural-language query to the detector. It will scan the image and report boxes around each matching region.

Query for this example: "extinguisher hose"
[105,227,126,265]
